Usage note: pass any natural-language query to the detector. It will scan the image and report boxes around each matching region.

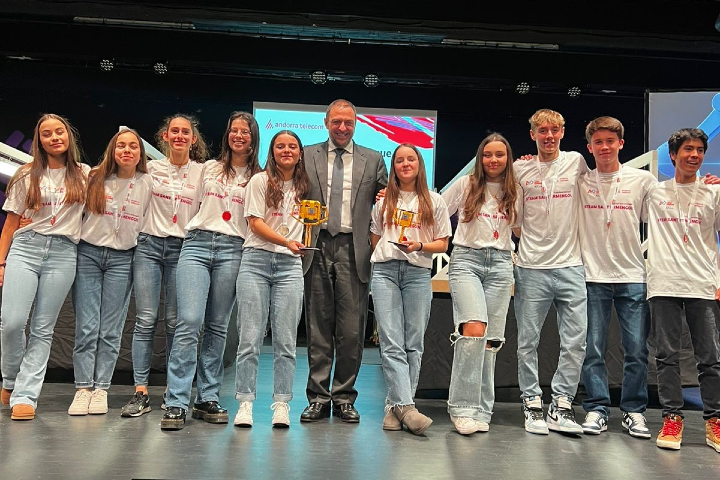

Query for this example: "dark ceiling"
[1,0,720,96]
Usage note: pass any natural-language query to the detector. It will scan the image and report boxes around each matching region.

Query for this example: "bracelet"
[418,242,423,252]
[0,262,6,267]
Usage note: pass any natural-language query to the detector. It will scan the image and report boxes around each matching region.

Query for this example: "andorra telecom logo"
[265,119,273,130]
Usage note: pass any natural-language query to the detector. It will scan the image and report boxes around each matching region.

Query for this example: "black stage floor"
[1,351,718,480]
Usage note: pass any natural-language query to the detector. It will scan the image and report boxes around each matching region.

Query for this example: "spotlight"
[153,62,168,75]
[568,86,582,98]
[363,74,380,88]
[99,59,114,72]
[516,82,530,95]
[310,70,327,85]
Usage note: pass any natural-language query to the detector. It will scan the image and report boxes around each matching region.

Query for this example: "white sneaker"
[451,416,489,435]
[522,396,548,435]
[68,390,92,416]
[546,397,582,435]
[271,402,290,428]
[582,411,608,435]
[622,411,651,439]
[234,401,253,427]
[88,389,108,415]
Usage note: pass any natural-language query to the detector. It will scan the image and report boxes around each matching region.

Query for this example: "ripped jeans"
[447,246,513,423]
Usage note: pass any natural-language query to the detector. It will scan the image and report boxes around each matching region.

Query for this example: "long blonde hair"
[6,113,86,210]
[86,129,148,215]
[461,133,518,225]
[382,143,434,229]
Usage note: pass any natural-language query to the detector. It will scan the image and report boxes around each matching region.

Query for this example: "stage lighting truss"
[310,70,328,85]
[363,73,380,88]
[153,62,168,75]
[99,59,114,72]
[568,86,582,97]
[516,82,530,95]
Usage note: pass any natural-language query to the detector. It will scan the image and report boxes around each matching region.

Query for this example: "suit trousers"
[304,230,369,405]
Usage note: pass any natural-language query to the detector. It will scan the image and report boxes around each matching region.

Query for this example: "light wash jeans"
[447,247,513,423]
[582,282,649,417]
[514,265,587,404]
[72,242,134,389]
[235,248,303,403]
[165,230,244,409]
[1,232,77,408]
[372,260,432,407]
[131,233,183,386]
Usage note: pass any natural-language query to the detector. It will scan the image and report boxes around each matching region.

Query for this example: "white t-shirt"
[578,166,657,283]
[514,151,588,269]
[442,175,520,252]
[370,190,452,268]
[646,179,720,300]
[141,159,204,238]
[79,173,153,250]
[184,160,250,238]
[243,172,304,255]
[3,163,92,244]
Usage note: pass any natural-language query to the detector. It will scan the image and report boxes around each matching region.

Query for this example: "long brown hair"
[461,133,518,225]
[217,111,261,182]
[264,130,309,209]
[86,129,149,215]
[154,113,209,163]
[382,143,435,229]
[6,113,86,210]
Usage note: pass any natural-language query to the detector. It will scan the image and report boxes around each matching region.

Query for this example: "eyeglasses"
[231,129,252,138]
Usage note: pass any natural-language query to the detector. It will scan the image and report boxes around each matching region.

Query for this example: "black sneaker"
[121,392,152,418]
[191,401,229,424]
[160,407,186,430]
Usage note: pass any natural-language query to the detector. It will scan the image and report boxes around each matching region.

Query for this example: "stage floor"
[1,352,718,480]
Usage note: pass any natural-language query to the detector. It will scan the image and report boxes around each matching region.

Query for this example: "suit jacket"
[301,140,388,283]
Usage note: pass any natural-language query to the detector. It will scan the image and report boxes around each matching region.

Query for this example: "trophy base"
[388,241,409,248]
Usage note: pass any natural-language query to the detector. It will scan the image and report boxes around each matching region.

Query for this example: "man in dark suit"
[300,99,388,423]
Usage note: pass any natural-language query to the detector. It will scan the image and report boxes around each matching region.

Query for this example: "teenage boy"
[645,128,720,453]
[513,109,588,435]
[577,117,655,438]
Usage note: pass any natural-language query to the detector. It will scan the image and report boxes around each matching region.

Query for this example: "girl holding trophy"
[370,143,451,435]
[442,133,519,435]
[161,112,261,430]
[233,130,308,428]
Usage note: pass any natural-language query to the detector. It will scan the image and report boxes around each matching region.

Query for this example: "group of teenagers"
[0,100,718,455]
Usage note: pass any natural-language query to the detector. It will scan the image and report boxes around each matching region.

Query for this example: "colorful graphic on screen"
[253,102,437,189]
[648,91,720,180]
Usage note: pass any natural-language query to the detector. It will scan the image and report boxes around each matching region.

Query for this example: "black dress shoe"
[300,402,331,422]
[160,407,186,430]
[333,403,360,423]
[191,401,229,424]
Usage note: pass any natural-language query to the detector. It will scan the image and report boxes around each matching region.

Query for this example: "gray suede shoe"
[394,405,432,435]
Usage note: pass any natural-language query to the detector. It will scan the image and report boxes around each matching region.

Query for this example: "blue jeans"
[372,260,432,407]
[447,247,513,422]
[514,265,588,403]
[72,242,134,389]
[131,233,183,386]
[235,248,303,403]
[165,230,244,409]
[582,282,649,417]
[1,232,77,408]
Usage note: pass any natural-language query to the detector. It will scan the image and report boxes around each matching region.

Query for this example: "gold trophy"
[291,200,329,250]
[389,208,416,246]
